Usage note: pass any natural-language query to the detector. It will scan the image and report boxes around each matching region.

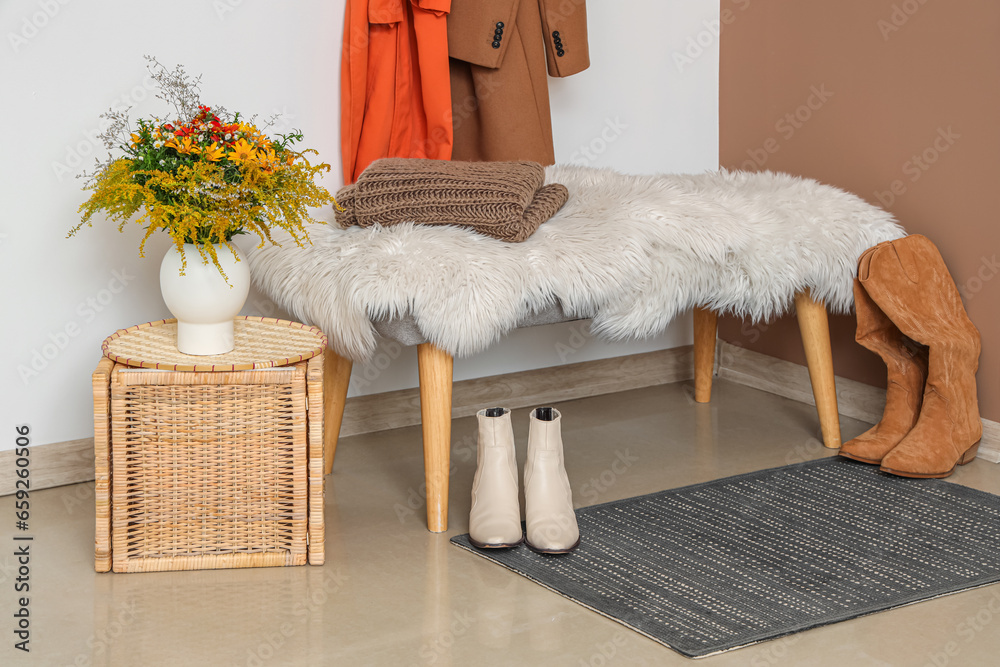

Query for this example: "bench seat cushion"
[373,302,579,346]
[249,165,905,362]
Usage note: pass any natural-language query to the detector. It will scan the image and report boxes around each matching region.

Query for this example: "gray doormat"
[451,457,1000,658]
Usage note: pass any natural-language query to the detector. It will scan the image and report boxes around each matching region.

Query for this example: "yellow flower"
[256,146,279,170]
[131,133,142,145]
[228,138,257,164]
[174,136,199,154]
[202,142,225,162]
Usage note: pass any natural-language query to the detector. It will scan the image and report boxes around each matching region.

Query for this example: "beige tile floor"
[3,379,1000,666]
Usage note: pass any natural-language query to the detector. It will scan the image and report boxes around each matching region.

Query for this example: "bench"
[248,165,905,532]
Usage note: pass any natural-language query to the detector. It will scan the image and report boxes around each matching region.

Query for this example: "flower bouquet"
[70,57,335,355]
[70,56,334,278]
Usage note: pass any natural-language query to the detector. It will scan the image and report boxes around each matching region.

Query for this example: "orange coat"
[341,0,454,184]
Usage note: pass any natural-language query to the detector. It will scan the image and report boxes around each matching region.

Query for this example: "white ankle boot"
[524,407,580,554]
[469,408,523,548]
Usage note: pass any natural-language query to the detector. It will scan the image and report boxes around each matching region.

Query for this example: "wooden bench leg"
[418,342,453,533]
[693,307,718,403]
[794,289,842,449]
[323,350,353,475]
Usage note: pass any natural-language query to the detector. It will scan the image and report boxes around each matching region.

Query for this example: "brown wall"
[718,0,1000,422]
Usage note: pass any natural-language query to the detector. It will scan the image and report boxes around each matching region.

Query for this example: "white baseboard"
[339,346,694,437]
[4,341,996,495]
[0,346,694,495]
[0,438,96,497]
[982,420,1000,464]
[717,340,1000,464]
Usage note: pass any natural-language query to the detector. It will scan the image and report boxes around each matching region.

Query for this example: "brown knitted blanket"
[334,158,568,242]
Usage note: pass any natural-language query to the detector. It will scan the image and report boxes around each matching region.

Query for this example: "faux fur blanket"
[249,165,905,362]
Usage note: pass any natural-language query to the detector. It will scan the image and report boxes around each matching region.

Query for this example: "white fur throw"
[249,165,905,362]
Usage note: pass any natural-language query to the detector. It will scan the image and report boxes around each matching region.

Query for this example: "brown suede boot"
[839,276,928,465]
[858,235,982,479]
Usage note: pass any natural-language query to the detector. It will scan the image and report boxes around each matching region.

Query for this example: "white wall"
[0,0,719,451]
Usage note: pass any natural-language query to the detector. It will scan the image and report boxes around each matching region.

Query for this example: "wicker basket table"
[92,317,327,573]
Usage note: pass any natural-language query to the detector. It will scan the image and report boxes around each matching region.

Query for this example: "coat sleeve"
[538,0,589,77]
[447,0,520,69]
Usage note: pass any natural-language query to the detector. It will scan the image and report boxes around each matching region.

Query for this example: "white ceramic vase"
[160,243,250,355]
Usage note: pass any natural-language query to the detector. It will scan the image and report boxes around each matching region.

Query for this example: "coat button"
[496,21,504,28]
[552,30,560,38]
[495,27,503,36]
[557,49,565,57]
[492,40,501,48]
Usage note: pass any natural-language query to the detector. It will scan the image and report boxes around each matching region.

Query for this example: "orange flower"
[256,146,279,170]
[202,142,225,162]
[175,136,199,154]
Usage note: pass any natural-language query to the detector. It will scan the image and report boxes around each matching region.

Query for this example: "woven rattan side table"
[92,317,327,573]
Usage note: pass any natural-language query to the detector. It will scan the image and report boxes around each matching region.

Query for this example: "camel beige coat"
[447,0,589,164]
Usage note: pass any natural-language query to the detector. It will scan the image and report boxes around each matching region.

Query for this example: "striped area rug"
[451,458,1000,658]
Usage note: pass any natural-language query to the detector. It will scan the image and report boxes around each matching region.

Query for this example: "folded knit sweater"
[334,158,568,242]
